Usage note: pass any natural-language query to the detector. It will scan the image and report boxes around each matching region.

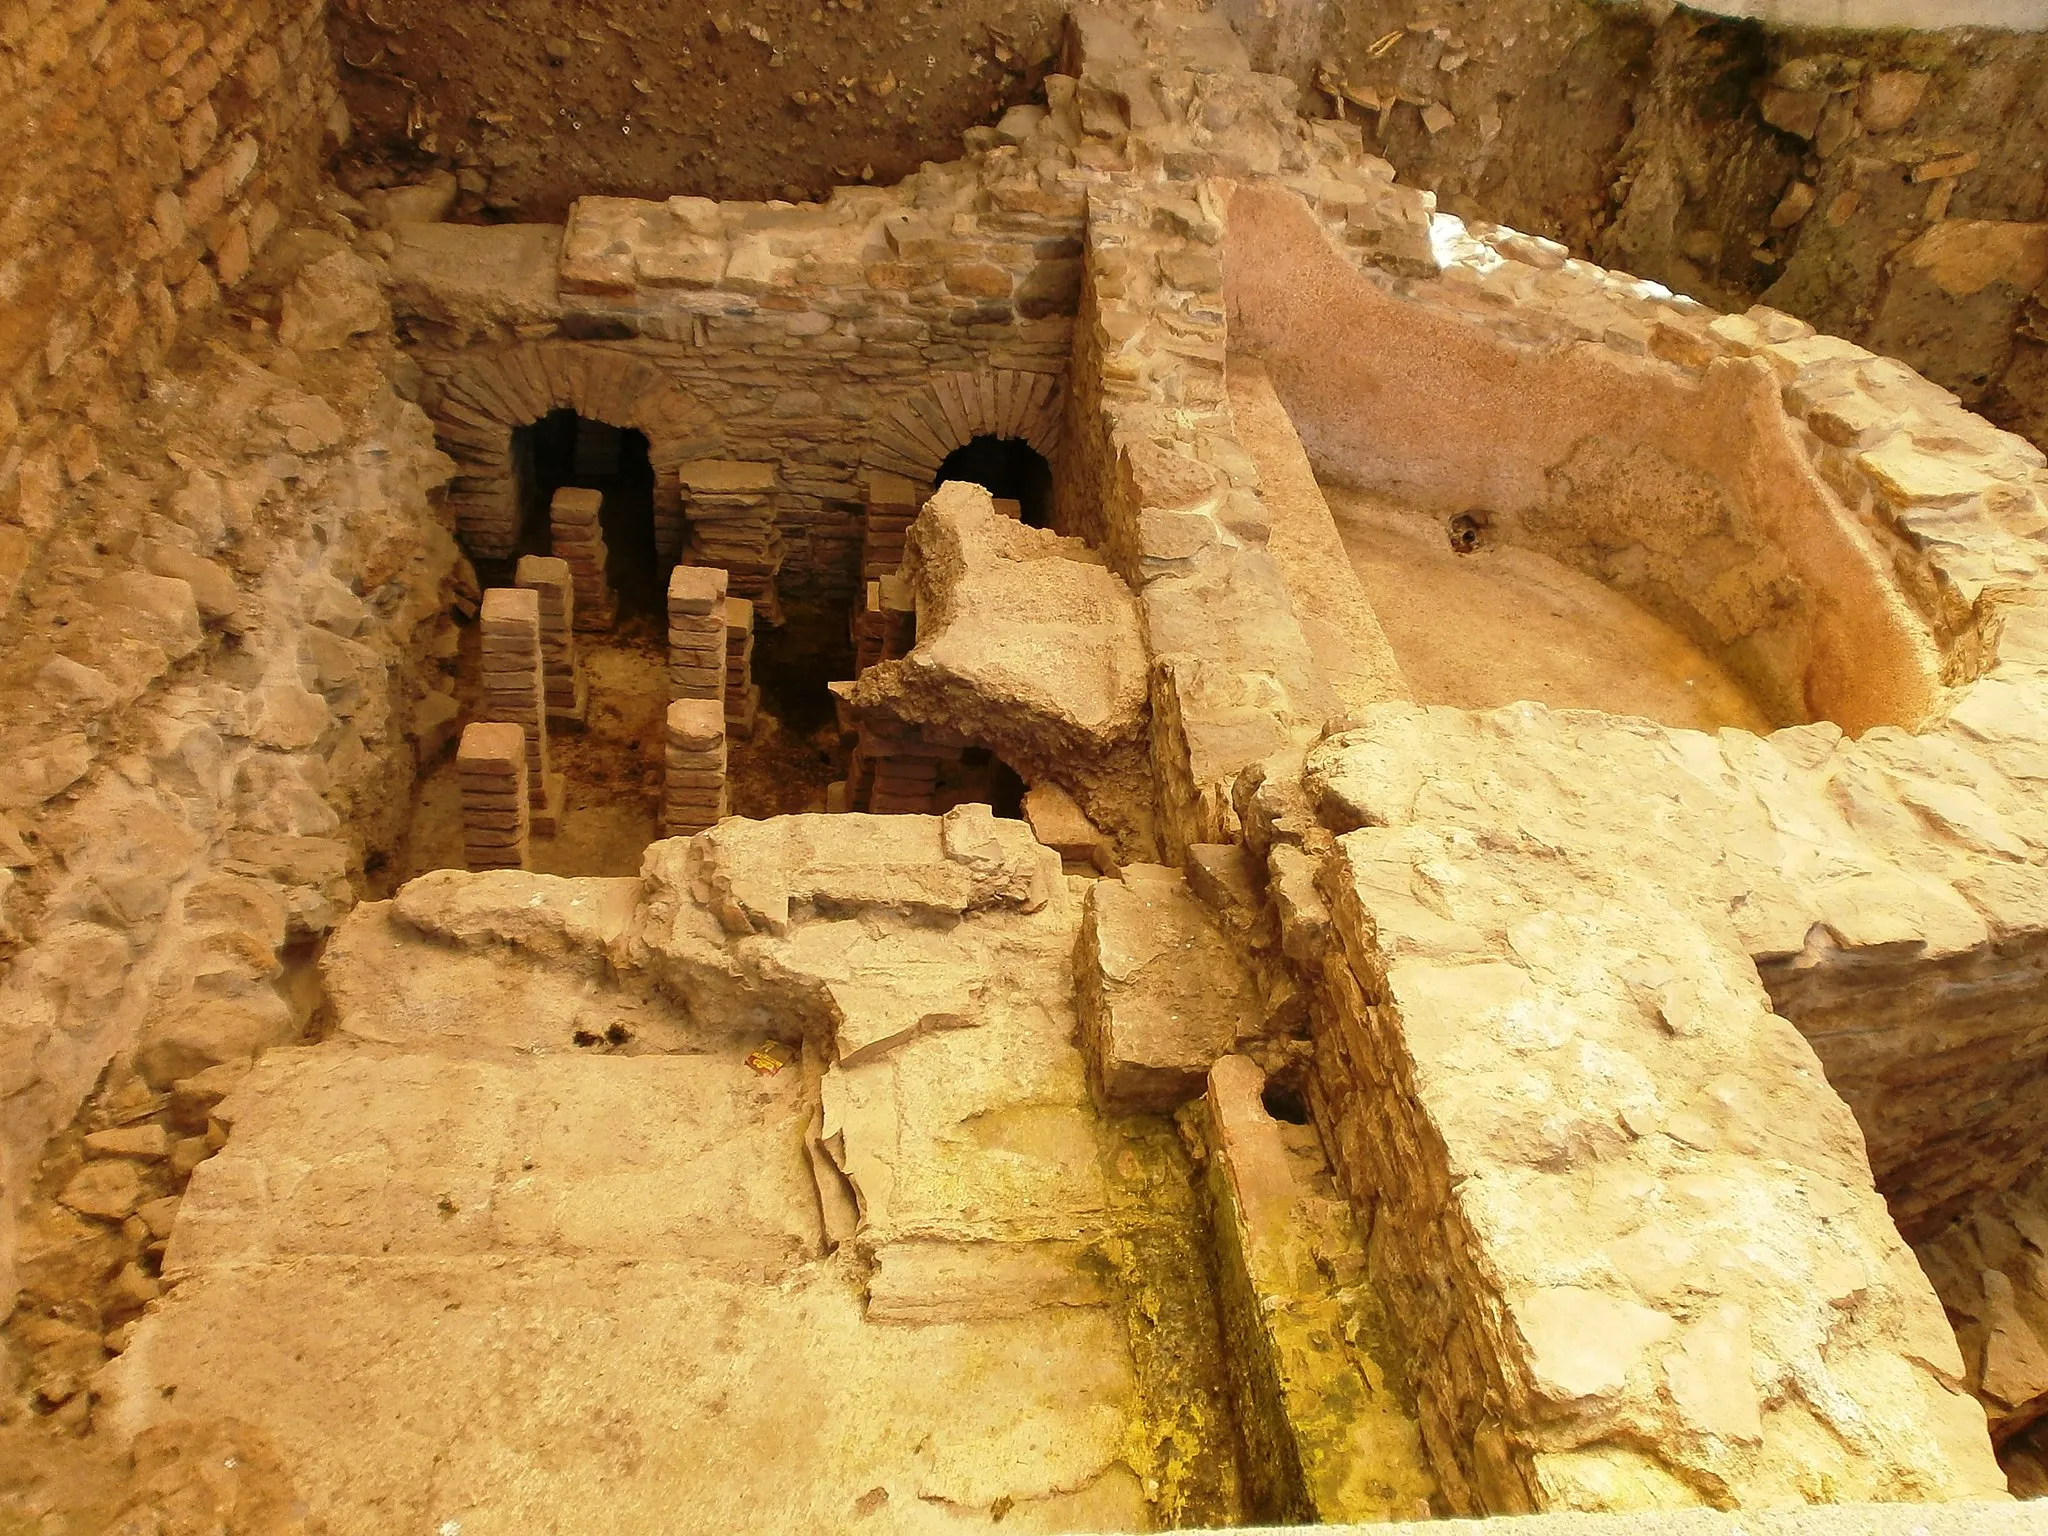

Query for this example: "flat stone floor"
[1322,482,1774,734]
[97,878,1241,1534]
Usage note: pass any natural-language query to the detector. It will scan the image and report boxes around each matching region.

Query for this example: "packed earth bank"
[9,1,2048,1533]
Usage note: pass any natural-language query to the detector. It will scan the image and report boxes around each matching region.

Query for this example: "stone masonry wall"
[1300,810,2003,1511]
[0,0,343,606]
[386,139,1086,605]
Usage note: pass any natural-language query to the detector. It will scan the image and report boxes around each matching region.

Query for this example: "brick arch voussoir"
[861,367,1065,489]
[429,343,721,561]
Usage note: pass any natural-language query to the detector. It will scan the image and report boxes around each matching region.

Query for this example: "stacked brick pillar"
[862,472,920,577]
[549,486,615,633]
[679,460,784,625]
[828,679,969,816]
[515,554,586,728]
[668,565,729,703]
[724,596,759,739]
[664,565,731,834]
[480,587,561,836]
[457,723,530,871]
[664,700,727,837]
[853,472,922,676]
[854,574,916,678]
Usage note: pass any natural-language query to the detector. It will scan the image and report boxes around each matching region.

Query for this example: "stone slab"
[1076,865,1259,1114]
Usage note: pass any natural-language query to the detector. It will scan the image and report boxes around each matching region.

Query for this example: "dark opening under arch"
[512,409,661,616]
[936,435,1053,528]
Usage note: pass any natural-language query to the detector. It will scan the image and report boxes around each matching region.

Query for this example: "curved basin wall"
[1224,184,1943,736]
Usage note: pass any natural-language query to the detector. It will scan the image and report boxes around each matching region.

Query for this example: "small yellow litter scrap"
[745,1041,793,1076]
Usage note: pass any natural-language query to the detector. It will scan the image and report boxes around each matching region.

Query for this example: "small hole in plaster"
[1447,510,1492,555]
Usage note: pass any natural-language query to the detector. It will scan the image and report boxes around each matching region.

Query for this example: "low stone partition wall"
[1053,15,1428,860]
[1192,1054,1436,1524]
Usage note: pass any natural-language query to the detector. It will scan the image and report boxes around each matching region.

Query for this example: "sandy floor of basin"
[1322,482,1775,734]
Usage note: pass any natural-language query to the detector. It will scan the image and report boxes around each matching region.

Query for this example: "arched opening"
[935,435,1054,528]
[511,410,661,616]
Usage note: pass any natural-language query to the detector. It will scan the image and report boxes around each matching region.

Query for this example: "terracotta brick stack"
[549,486,614,633]
[680,460,783,625]
[480,586,561,836]
[457,723,530,872]
[515,554,586,728]
[877,575,916,664]
[853,581,886,677]
[853,472,923,675]
[667,565,728,704]
[663,698,728,838]
[852,573,917,679]
[724,596,759,739]
[832,704,969,816]
[862,471,922,579]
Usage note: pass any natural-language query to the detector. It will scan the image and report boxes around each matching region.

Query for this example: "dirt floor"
[1322,480,1776,735]
[329,0,1065,219]
[401,606,846,882]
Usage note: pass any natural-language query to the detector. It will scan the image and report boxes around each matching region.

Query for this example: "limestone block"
[1022,782,1108,872]
[1076,864,1258,1113]
[387,223,563,333]
[365,171,458,228]
[672,805,1054,939]
[866,1240,1108,1323]
[134,991,296,1090]
[277,251,388,352]
[846,483,1149,834]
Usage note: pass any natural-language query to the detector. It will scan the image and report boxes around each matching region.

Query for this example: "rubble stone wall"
[1,0,342,605]
[0,237,463,1314]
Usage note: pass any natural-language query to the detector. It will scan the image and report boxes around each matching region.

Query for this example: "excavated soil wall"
[1224,0,2048,467]
[324,0,1069,221]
